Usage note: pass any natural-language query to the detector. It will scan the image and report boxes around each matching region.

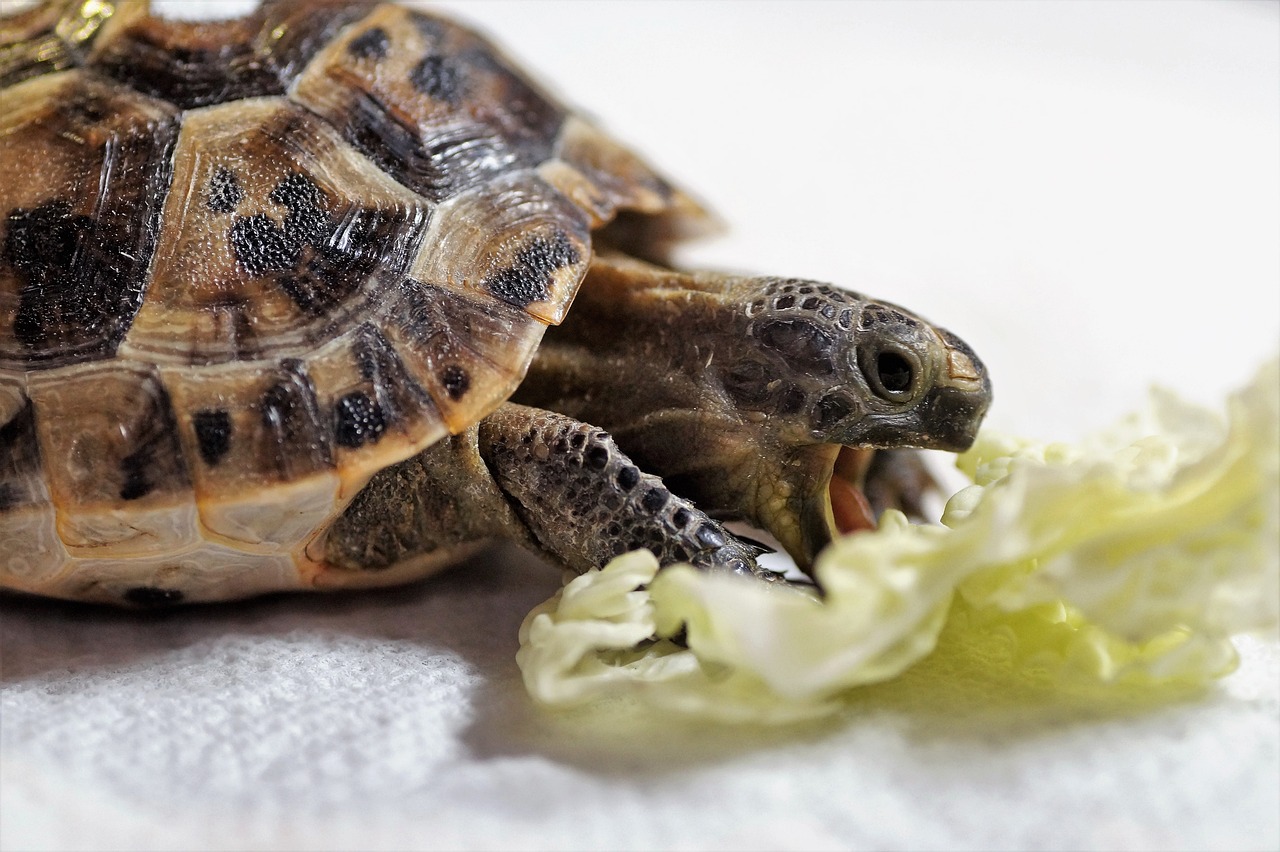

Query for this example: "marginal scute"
[0,70,179,371]
[160,359,340,551]
[546,116,716,248]
[44,542,300,605]
[296,321,446,476]
[122,97,430,365]
[381,280,545,433]
[26,360,198,558]
[290,3,565,204]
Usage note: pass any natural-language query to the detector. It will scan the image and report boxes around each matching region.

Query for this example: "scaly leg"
[325,403,775,580]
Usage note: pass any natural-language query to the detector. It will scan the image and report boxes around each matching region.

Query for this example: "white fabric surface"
[2,2,1278,849]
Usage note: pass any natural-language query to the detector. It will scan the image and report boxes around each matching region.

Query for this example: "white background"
[2,1,1277,849]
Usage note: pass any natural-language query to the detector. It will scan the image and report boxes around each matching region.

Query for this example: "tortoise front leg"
[325,403,774,580]
[479,404,775,579]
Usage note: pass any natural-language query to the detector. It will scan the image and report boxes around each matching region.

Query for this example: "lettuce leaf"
[516,359,1279,723]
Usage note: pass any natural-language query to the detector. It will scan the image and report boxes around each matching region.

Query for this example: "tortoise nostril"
[876,351,913,394]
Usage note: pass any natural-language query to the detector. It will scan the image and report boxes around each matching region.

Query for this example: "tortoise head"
[722,279,991,453]
[699,277,992,567]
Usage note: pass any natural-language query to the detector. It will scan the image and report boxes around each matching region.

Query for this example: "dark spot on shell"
[756,318,838,374]
[672,508,692,528]
[347,27,390,61]
[206,166,242,213]
[334,391,386,449]
[410,54,464,104]
[775,295,795,310]
[119,441,158,501]
[124,587,184,607]
[838,309,854,330]
[230,172,417,318]
[1,173,173,365]
[192,409,232,466]
[230,213,297,278]
[585,445,609,470]
[570,433,586,449]
[616,466,640,490]
[441,365,469,400]
[482,231,580,309]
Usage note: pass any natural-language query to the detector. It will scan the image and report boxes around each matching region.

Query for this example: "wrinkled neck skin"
[514,251,987,570]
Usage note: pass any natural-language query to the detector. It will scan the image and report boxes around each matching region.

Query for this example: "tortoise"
[0,0,991,606]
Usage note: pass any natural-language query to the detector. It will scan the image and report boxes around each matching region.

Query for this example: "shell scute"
[88,0,376,110]
[122,96,431,365]
[291,4,565,204]
[0,70,179,371]
[160,358,342,553]
[382,280,545,433]
[25,360,198,558]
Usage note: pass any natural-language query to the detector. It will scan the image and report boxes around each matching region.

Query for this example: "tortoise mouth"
[828,445,879,536]
[781,444,880,575]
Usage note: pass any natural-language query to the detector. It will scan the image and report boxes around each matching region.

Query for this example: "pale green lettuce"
[516,359,1280,723]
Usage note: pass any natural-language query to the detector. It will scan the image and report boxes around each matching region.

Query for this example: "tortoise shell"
[0,0,705,602]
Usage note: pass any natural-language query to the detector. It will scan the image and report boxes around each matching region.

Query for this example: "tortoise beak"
[914,384,989,453]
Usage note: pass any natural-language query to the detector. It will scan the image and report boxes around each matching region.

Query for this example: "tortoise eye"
[877,351,913,394]
[861,347,919,401]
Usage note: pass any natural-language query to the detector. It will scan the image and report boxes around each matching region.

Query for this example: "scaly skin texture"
[326,402,770,580]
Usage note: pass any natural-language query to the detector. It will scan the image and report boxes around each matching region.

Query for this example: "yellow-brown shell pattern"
[0,0,708,603]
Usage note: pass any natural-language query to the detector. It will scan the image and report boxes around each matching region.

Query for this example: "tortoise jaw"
[828,446,879,535]
[757,444,881,574]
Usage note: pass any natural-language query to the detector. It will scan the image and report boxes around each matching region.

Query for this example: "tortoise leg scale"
[477,404,773,579]
[324,403,775,580]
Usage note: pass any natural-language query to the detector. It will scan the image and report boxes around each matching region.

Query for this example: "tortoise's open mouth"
[828,446,879,535]
[780,444,882,574]
[756,443,941,573]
